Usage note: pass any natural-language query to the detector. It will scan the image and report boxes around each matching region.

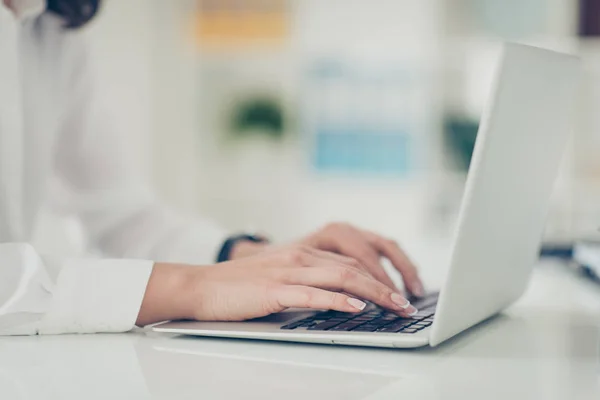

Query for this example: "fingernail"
[347,298,367,311]
[391,293,410,309]
[404,305,419,316]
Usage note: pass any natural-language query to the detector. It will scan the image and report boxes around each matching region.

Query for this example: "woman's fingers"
[327,228,399,289]
[274,285,368,313]
[280,262,417,316]
[362,230,424,297]
[301,223,424,296]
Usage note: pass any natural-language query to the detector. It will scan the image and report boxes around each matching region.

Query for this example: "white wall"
[149,0,446,245]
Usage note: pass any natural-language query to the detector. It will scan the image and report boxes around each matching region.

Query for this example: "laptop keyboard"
[281,292,438,334]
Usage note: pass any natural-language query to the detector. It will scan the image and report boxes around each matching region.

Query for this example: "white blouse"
[0,2,226,335]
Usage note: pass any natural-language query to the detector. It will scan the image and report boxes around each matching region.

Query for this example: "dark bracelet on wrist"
[216,234,268,263]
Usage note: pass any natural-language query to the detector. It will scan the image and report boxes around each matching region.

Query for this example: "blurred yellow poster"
[196,0,289,50]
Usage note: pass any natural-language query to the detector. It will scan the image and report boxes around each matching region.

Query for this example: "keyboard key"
[347,317,373,323]
[376,324,412,333]
[281,317,320,330]
[361,312,380,319]
[400,328,420,334]
[391,317,417,325]
[351,324,379,332]
[410,326,429,332]
[412,311,435,319]
[313,311,350,320]
[378,313,400,321]
[308,320,345,331]
[315,317,347,323]
[329,320,368,331]
[366,317,396,328]
[280,321,304,330]
[411,321,431,328]
[299,320,319,328]
[389,320,415,327]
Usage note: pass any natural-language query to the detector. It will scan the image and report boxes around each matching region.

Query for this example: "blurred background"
[35,0,600,261]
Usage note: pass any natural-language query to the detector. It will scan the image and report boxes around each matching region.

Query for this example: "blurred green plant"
[228,95,287,141]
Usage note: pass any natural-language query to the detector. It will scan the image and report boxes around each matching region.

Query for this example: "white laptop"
[154,43,581,348]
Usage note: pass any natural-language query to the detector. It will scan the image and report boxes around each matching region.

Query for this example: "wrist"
[136,262,197,326]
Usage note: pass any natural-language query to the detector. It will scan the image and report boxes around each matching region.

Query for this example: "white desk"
[0,261,599,400]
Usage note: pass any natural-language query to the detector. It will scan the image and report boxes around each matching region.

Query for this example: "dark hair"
[46,0,101,29]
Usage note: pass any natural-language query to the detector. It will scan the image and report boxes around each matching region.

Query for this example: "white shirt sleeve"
[0,243,153,335]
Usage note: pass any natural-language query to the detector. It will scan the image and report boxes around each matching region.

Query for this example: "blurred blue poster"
[303,59,423,176]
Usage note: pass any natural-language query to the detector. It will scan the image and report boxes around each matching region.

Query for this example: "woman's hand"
[230,223,424,296]
[136,245,418,326]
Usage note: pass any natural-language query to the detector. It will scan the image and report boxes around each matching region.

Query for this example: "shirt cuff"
[37,259,153,334]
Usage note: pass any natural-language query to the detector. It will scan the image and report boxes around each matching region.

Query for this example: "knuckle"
[384,238,398,247]
[338,267,357,283]
[377,289,392,305]
[327,291,340,307]
[265,285,285,313]
[277,268,294,283]
[297,244,312,253]
[301,289,314,307]
[276,249,291,262]
[346,258,362,270]
[287,248,306,265]
[357,250,374,261]
[324,221,346,232]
